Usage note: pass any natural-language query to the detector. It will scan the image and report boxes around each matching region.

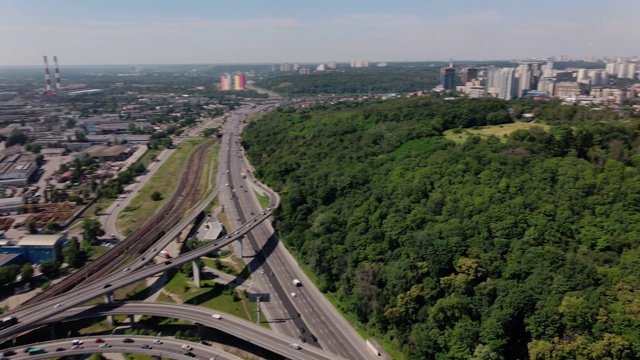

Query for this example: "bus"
[28,348,46,355]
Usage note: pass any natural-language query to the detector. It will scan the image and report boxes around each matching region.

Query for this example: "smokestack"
[43,56,52,97]
[53,56,62,91]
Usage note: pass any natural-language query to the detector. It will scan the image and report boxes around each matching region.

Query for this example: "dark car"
[310,335,318,342]
[122,338,134,343]
[184,352,196,357]
[2,350,15,356]
[300,335,307,343]
[299,327,305,334]
[140,344,151,349]
[55,347,65,352]
[103,284,112,289]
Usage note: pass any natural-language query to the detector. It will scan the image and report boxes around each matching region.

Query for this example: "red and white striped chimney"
[43,56,52,96]
[53,56,62,91]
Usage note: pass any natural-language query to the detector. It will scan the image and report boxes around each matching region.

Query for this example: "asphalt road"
[221,108,373,360]
[3,335,239,360]
[7,302,347,360]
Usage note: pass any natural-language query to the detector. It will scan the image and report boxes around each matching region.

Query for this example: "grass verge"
[253,190,269,210]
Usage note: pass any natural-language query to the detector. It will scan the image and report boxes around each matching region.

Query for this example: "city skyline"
[1,0,639,66]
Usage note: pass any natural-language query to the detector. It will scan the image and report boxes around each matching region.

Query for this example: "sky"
[1,0,639,66]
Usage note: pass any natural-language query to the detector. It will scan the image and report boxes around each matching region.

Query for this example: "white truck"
[293,279,301,287]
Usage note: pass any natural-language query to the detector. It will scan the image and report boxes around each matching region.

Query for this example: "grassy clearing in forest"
[444,122,551,143]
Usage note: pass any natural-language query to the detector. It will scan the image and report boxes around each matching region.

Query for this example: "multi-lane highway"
[220,107,373,360]
[3,335,240,360]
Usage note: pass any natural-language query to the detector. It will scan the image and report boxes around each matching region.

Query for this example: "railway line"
[23,140,215,305]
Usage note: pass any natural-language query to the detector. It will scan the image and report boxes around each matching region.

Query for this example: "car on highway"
[2,350,15,356]
[152,339,163,345]
[55,347,65,352]
[71,340,83,345]
[122,338,134,343]
[211,314,223,319]
[300,335,307,343]
[123,267,130,272]
[310,334,318,342]
[299,327,305,334]
[70,345,83,350]
[290,292,296,297]
[53,303,62,308]
[103,284,112,289]
[289,343,301,350]
[140,344,152,349]
[95,338,104,343]
[181,345,193,351]
[99,344,111,348]
[184,352,196,357]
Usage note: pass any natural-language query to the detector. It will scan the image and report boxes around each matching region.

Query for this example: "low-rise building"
[0,234,66,265]
[0,152,38,186]
[0,197,26,214]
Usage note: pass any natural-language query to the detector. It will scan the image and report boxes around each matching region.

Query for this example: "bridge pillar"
[192,259,201,288]
[197,323,205,338]
[238,237,243,258]
[49,324,56,339]
[128,315,136,328]
[104,293,115,325]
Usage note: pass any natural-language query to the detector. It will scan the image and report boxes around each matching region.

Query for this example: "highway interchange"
[0,102,374,360]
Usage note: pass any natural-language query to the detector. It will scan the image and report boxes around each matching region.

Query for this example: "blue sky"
[1,0,638,65]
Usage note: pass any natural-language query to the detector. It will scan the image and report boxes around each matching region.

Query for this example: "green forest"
[254,67,442,95]
[243,97,640,360]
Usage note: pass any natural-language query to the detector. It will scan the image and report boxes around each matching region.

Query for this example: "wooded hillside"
[243,98,640,359]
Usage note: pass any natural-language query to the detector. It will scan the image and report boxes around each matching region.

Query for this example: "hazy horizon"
[1,0,639,66]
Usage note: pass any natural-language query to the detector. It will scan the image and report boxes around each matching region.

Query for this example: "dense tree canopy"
[255,67,442,95]
[243,97,640,359]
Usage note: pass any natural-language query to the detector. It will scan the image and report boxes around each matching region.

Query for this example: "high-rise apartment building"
[537,77,555,95]
[517,63,533,98]
[589,70,608,86]
[626,63,637,79]
[440,63,456,91]
[605,63,617,76]
[617,63,628,78]
[461,67,478,83]
[234,73,246,90]
[577,69,590,83]
[327,61,337,69]
[498,68,517,100]
[280,63,292,71]
[220,74,233,91]
[351,60,369,68]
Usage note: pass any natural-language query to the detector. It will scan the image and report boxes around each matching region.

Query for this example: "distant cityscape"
[260,55,640,106]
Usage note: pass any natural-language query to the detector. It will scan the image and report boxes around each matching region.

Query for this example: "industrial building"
[0,197,26,214]
[0,150,38,186]
[0,234,66,265]
[83,145,130,161]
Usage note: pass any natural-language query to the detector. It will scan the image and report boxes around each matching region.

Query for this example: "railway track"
[23,140,215,305]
